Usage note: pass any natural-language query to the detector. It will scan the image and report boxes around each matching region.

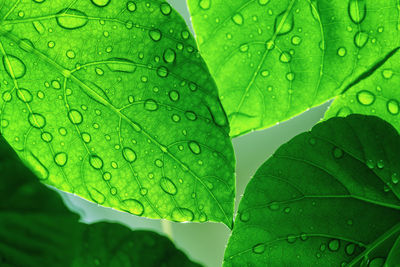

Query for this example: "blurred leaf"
[0,0,235,226]
[225,115,400,266]
[0,136,200,266]
[188,0,400,137]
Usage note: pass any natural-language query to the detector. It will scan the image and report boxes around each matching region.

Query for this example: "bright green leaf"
[225,115,400,266]
[188,0,400,137]
[0,135,200,266]
[0,0,235,226]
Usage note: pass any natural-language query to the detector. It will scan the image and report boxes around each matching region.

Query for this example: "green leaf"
[224,115,400,266]
[0,135,200,267]
[0,0,235,226]
[188,0,400,137]
[325,50,400,133]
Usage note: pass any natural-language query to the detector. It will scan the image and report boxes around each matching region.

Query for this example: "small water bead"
[181,30,190,40]
[337,47,347,57]
[280,52,291,63]
[2,91,12,102]
[155,159,164,167]
[52,80,61,89]
[149,29,162,42]
[140,188,148,196]
[81,132,91,143]
[66,50,76,59]
[261,70,269,77]
[144,99,159,111]
[171,207,194,222]
[54,152,68,166]
[91,0,111,7]
[122,147,137,163]
[239,44,249,52]
[110,187,117,195]
[232,13,244,25]
[387,99,399,115]
[169,90,180,101]
[37,91,45,99]
[56,8,88,30]
[377,160,384,169]
[3,55,26,79]
[58,127,67,136]
[348,0,366,24]
[68,109,83,124]
[172,114,181,122]
[258,0,270,5]
[122,199,144,216]
[368,258,385,267]
[356,90,375,106]
[185,111,197,121]
[382,69,394,79]
[333,147,344,159]
[345,243,356,256]
[95,67,104,76]
[274,11,294,35]
[126,1,136,12]
[366,159,374,169]
[188,141,201,155]
[103,172,111,181]
[286,72,295,81]
[291,35,302,45]
[354,31,369,48]
[28,113,46,128]
[111,161,118,169]
[89,155,103,169]
[16,88,33,103]
[160,177,178,195]
[163,48,176,63]
[199,0,211,10]
[41,132,53,142]
[160,2,172,15]
[328,239,340,251]
[252,243,266,254]
[47,41,55,48]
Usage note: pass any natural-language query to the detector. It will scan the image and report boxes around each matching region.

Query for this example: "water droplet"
[103,172,111,181]
[387,99,399,115]
[160,177,178,195]
[252,243,266,254]
[122,147,137,163]
[163,48,176,63]
[126,1,136,12]
[345,243,356,255]
[337,47,347,57]
[239,43,249,52]
[336,107,353,117]
[28,113,46,128]
[66,50,76,59]
[377,160,384,169]
[3,55,26,79]
[232,13,244,25]
[68,109,83,124]
[269,202,280,211]
[54,152,68,166]
[258,0,270,5]
[280,52,291,63]
[140,188,148,196]
[354,31,369,48]
[348,0,366,24]
[32,21,45,34]
[188,141,201,155]
[149,29,162,41]
[356,90,375,106]
[287,235,297,243]
[90,0,110,7]
[56,9,88,30]
[16,88,33,103]
[171,207,194,222]
[185,111,197,121]
[106,58,137,73]
[156,66,169,77]
[144,99,159,111]
[382,69,394,79]
[291,35,302,45]
[333,147,344,159]
[199,0,211,10]
[88,187,105,204]
[181,30,190,40]
[2,91,12,102]
[274,10,294,35]
[160,2,172,15]
[110,187,117,195]
[368,258,385,267]
[155,159,164,168]
[122,199,144,216]
[89,155,103,169]
[328,239,340,251]
[41,132,53,143]
[168,91,179,102]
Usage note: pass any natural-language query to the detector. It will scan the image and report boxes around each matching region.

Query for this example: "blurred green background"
[58,1,332,266]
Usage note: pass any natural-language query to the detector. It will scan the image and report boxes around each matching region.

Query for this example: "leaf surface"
[224,115,400,266]
[0,0,235,226]
[0,135,200,267]
[188,0,400,136]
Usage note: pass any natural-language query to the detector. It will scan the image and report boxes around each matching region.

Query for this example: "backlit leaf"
[188,0,400,136]
[225,115,400,266]
[0,0,235,226]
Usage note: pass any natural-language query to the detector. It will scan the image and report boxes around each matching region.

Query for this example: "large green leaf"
[225,115,400,266]
[0,135,200,266]
[0,0,235,226]
[325,50,400,133]
[188,0,400,137]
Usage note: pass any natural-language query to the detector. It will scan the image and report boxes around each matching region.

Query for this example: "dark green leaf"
[0,135,201,266]
[0,0,235,226]
[188,0,400,137]
[225,115,400,266]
